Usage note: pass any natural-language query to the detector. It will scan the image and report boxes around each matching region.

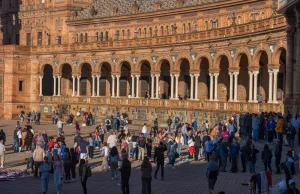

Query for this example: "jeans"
[94,140,100,148]
[182,134,188,145]
[167,125,171,133]
[88,146,94,159]
[241,156,247,172]
[121,177,130,194]
[81,178,87,194]
[249,161,255,173]
[127,145,131,158]
[71,163,76,179]
[54,169,62,193]
[267,131,273,143]
[264,162,272,171]
[58,128,62,136]
[13,139,19,152]
[139,147,145,161]
[34,161,42,177]
[133,146,138,159]
[169,155,175,167]
[277,132,283,143]
[231,156,237,172]
[110,162,118,178]
[253,128,259,141]
[64,164,71,181]
[155,162,164,178]
[41,176,50,193]
[275,155,281,173]
[176,143,182,155]
[141,177,152,194]
[220,156,227,171]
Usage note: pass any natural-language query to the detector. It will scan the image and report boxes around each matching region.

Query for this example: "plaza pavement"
[0,120,300,194]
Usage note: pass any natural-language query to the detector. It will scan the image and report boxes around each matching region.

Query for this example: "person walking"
[137,133,146,161]
[284,179,300,194]
[70,148,78,182]
[219,138,228,172]
[154,141,167,180]
[109,146,120,180]
[33,145,46,178]
[261,144,273,171]
[248,144,259,174]
[99,142,109,171]
[0,140,5,168]
[62,147,71,183]
[40,156,51,194]
[142,123,148,138]
[252,115,260,142]
[88,133,94,159]
[119,153,131,194]
[206,154,219,194]
[79,159,89,194]
[230,139,239,173]
[276,115,284,143]
[141,156,152,194]
[53,155,63,194]
[57,119,63,136]
[266,116,275,144]
[286,122,296,150]
[194,132,202,161]
[240,141,250,172]
[167,116,172,133]
[275,139,282,174]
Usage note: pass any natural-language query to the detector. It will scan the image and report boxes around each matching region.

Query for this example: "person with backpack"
[230,139,240,173]
[137,133,146,161]
[261,144,273,172]
[206,153,220,194]
[79,159,91,194]
[106,118,112,131]
[240,141,251,172]
[119,153,131,194]
[109,146,120,180]
[62,147,71,183]
[53,155,63,194]
[40,156,51,194]
[154,141,167,180]
[248,144,259,173]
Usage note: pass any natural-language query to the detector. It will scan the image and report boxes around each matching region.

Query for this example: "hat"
[288,179,295,185]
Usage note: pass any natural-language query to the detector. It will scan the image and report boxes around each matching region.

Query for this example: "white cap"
[288,179,295,185]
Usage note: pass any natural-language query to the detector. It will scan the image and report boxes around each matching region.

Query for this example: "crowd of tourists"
[1,110,300,194]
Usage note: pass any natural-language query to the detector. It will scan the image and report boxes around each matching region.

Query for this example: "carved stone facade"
[0,0,292,122]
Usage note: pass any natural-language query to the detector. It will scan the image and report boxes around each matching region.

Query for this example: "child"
[48,136,54,152]
[25,157,34,174]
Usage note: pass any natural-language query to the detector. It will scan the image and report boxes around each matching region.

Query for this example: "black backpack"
[139,137,146,148]
[27,131,33,140]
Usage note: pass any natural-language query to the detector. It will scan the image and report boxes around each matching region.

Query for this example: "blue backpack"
[230,145,238,156]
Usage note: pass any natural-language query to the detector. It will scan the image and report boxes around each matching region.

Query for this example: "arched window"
[100,32,103,41]
[183,23,186,33]
[138,28,142,37]
[205,21,208,30]
[75,34,78,43]
[84,33,88,42]
[105,31,108,41]
[80,33,83,42]
[160,26,164,36]
[166,26,169,35]
[188,23,191,33]
[95,32,98,41]
[127,29,130,39]
[149,27,152,37]
[122,30,125,40]
[144,28,147,38]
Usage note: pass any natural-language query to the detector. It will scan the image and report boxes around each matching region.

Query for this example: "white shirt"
[102,146,109,156]
[57,120,63,128]
[228,123,234,134]
[107,135,117,148]
[17,130,22,138]
[142,125,147,134]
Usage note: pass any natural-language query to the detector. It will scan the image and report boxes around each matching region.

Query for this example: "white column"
[233,72,239,102]
[170,74,174,99]
[248,71,253,102]
[136,75,140,98]
[151,74,155,99]
[229,72,233,102]
[155,74,159,99]
[209,73,213,101]
[175,74,179,99]
[194,74,199,100]
[53,76,56,96]
[96,75,100,97]
[72,76,75,97]
[57,76,61,96]
[39,76,43,96]
[190,74,194,100]
[214,73,219,101]
[268,70,273,103]
[77,75,80,96]
[253,71,258,103]
[92,75,95,97]
[131,75,135,98]
[116,75,120,97]
[111,75,115,97]
[273,69,279,103]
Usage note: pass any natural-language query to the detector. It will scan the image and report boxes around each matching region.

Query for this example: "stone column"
[111,75,115,97]
[190,74,194,100]
[229,72,233,102]
[294,8,300,99]
[96,75,100,97]
[253,71,259,103]
[39,76,43,96]
[234,72,239,102]
[72,76,75,96]
[136,75,140,98]
[214,73,219,101]
[175,74,179,99]
[155,74,159,99]
[194,74,199,100]
[92,75,95,97]
[151,74,155,99]
[170,74,174,99]
[116,75,120,97]
[77,75,80,96]
[273,69,279,103]
[131,75,135,98]
[248,71,253,102]
[57,76,61,96]
[286,18,295,99]
[53,76,56,96]
[209,73,213,101]
[268,70,273,103]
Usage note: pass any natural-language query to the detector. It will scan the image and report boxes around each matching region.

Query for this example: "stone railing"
[39,96,284,114]
[30,15,285,53]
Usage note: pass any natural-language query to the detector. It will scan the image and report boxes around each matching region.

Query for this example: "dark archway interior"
[278,49,286,100]
[100,63,112,96]
[238,54,249,101]
[258,51,269,102]
[199,58,209,99]
[179,59,190,98]
[120,62,131,97]
[61,64,72,96]
[80,63,92,96]
[140,62,151,98]
[218,56,229,101]
[160,60,170,99]
[42,65,54,96]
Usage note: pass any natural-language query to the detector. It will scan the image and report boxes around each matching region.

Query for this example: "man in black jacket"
[119,154,131,194]
[154,141,167,180]
[275,139,282,174]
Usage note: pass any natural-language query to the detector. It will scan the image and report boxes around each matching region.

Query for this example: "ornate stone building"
[0,0,291,124]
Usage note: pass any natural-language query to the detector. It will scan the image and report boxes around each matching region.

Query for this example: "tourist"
[276,115,284,143]
[266,116,275,144]
[291,114,300,145]
[229,139,239,173]
[13,127,19,152]
[70,148,78,182]
[275,139,282,174]
[154,141,167,180]
[286,122,296,150]
[99,142,109,171]
[132,132,139,160]
[74,132,82,149]
[88,133,94,159]
[284,179,300,194]
[244,113,252,137]
[167,116,172,133]
[106,117,112,131]
[194,132,202,161]
[0,140,5,168]
[107,131,117,148]
[137,133,146,161]
[142,123,148,138]
[121,138,128,153]
[51,111,56,124]
[206,154,219,194]
[125,133,132,158]
[141,156,152,194]
[248,144,259,174]
[181,123,188,145]
[202,132,211,161]
[252,115,260,142]
[78,137,89,159]
[19,111,25,123]
[33,145,46,178]
[205,139,214,162]
[79,159,89,194]
[240,141,250,172]
[53,155,63,194]
[62,147,71,183]
[109,146,119,180]
[57,118,63,136]
[119,153,131,194]
[40,156,51,194]
[26,128,34,153]
[221,126,229,140]
[124,123,129,135]
[192,119,198,130]
[93,128,101,148]
[100,123,105,143]
[36,131,45,148]
[169,140,177,169]
[219,138,228,172]
[175,132,183,155]
[21,128,27,151]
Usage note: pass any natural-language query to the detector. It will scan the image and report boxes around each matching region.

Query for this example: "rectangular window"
[37,32,42,46]
[19,80,24,91]
[26,33,31,46]
[56,36,62,44]
[48,35,51,45]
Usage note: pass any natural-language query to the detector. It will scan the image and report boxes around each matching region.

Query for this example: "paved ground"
[0,120,300,194]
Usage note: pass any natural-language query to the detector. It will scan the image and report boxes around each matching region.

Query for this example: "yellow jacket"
[276,119,284,133]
